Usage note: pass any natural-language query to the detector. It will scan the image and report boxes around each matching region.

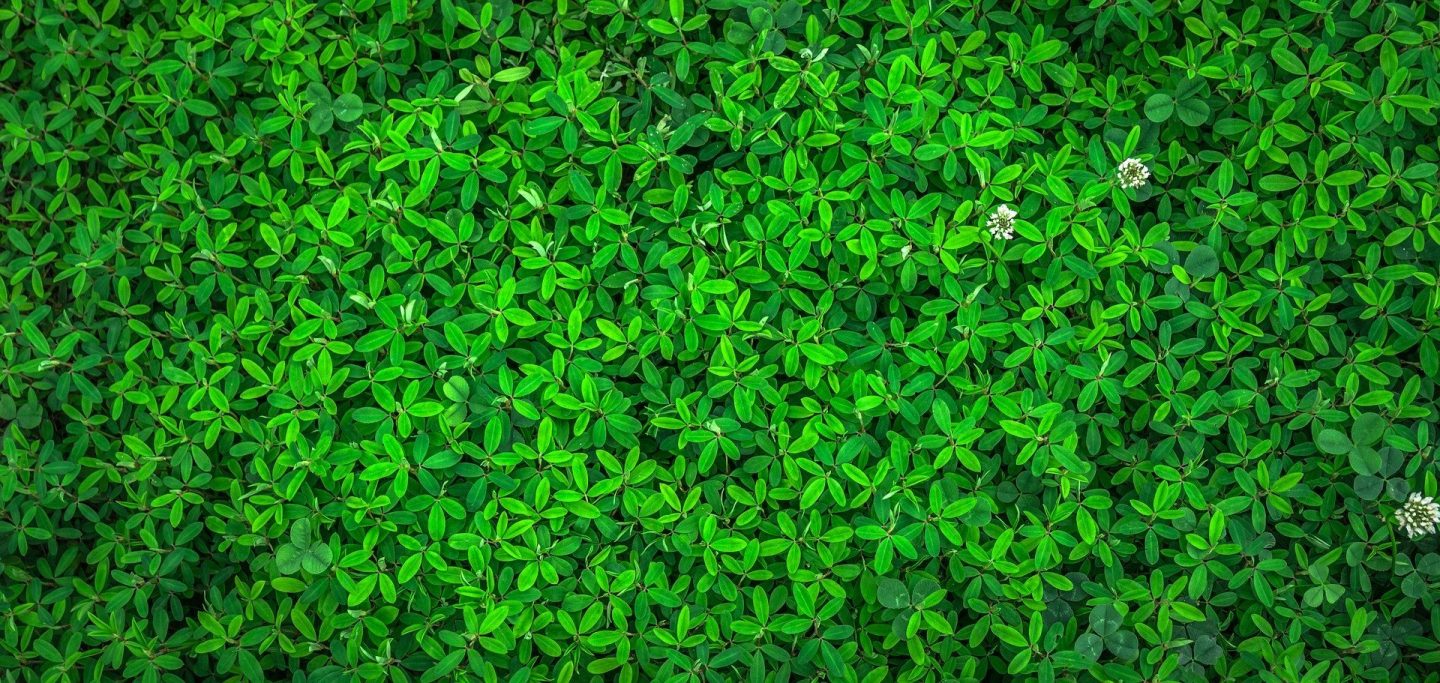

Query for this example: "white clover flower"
[1394,492,1440,538]
[1117,158,1151,190]
[986,204,1017,240]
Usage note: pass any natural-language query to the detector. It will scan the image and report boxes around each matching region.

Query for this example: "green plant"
[2,0,1440,682]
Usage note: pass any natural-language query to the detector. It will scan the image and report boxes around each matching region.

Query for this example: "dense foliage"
[4,0,1440,681]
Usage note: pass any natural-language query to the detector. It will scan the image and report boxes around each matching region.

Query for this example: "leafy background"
[2,0,1440,682]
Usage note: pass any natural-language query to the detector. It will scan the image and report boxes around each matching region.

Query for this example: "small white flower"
[986,204,1017,240]
[1117,158,1151,190]
[1395,492,1440,538]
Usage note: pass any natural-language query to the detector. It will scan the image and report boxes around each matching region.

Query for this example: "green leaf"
[1183,246,1219,278]
[1172,603,1206,622]
[1105,631,1139,661]
[302,543,334,574]
[332,93,364,122]
[1352,413,1385,446]
[1176,98,1210,126]
[877,579,909,609]
[1089,605,1121,637]
[291,519,313,547]
[443,376,471,402]
[276,545,303,575]
[1073,633,1103,663]
[1317,429,1351,455]
[309,108,334,135]
[1144,93,1174,122]
[494,66,532,83]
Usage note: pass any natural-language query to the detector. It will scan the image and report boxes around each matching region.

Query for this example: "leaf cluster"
[2,0,1440,682]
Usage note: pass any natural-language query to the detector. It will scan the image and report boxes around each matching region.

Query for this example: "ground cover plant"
[2,0,1440,681]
